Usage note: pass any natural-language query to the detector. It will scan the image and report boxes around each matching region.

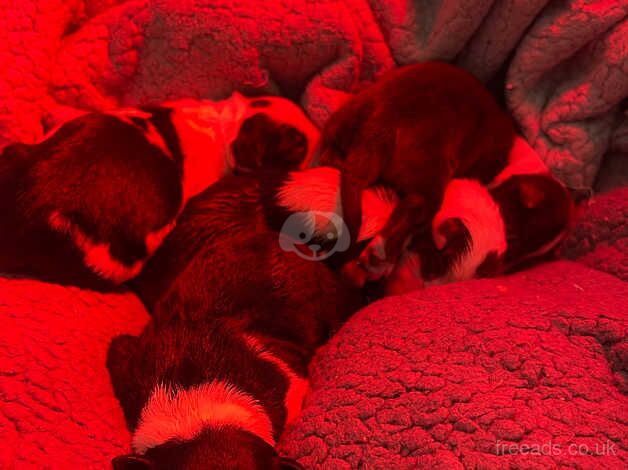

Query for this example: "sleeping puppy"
[271,165,572,295]
[0,94,318,289]
[132,171,361,323]
[273,168,505,292]
[112,172,362,469]
[319,61,516,279]
[380,172,573,296]
[107,317,310,470]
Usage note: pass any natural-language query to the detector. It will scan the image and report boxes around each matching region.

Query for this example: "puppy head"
[231,96,320,173]
[380,179,508,296]
[112,427,303,470]
[490,173,574,271]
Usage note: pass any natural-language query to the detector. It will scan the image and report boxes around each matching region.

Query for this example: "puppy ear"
[111,454,154,470]
[231,113,274,171]
[519,180,546,209]
[278,456,305,470]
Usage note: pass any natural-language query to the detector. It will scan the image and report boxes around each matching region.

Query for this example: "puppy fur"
[112,172,362,469]
[0,94,318,288]
[382,171,573,296]
[272,166,572,295]
[319,61,516,277]
[108,318,309,470]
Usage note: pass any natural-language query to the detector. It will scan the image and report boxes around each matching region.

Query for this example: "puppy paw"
[359,235,395,280]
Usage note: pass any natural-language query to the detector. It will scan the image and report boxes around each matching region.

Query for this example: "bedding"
[563,187,628,281]
[0,278,149,469]
[279,261,628,469]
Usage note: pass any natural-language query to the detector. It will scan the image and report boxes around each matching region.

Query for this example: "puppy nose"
[309,244,321,252]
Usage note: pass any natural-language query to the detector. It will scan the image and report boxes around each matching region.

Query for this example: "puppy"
[380,178,507,295]
[271,165,572,295]
[132,171,361,323]
[0,94,319,289]
[319,61,516,278]
[272,168,504,291]
[112,173,362,469]
[380,170,573,296]
[107,318,309,470]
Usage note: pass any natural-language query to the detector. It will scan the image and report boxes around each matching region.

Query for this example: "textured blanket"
[1,0,627,189]
[279,261,628,469]
[0,279,149,469]
[563,187,628,281]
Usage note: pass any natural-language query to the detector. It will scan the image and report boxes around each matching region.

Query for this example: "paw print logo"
[279,211,350,261]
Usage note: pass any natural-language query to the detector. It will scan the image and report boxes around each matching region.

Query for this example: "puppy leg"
[359,194,426,280]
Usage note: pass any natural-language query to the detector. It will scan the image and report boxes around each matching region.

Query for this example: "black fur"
[0,113,182,289]
[490,173,573,271]
[231,114,309,173]
[412,217,473,281]
[111,427,303,470]
[320,61,515,272]
[113,173,362,469]
[132,173,361,333]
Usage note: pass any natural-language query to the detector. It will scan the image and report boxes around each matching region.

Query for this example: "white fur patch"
[278,168,399,243]
[277,166,343,237]
[489,136,549,188]
[358,186,398,242]
[164,93,320,202]
[430,179,507,284]
[277,167,341,214]
[48,211,173,284]
[132,381,275,455]
[243,335,309,426]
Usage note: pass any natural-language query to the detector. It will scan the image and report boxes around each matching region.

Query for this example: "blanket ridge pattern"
[1,0,627,188]
[0,279,149,469]
[279,261,628,469]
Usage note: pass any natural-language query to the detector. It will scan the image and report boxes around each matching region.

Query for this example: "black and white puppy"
[319,61,521,279]
[110,173,362,469]
[270,162,572,295]
[108,318,310,470]
[382,170,573,295]
[271,167,506,291]
[0,93,319,289]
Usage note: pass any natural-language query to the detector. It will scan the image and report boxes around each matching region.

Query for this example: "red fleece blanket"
[1,0,627,188]
[0,280,149,469]
[563,187,628,282]
[279,261,628,469]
